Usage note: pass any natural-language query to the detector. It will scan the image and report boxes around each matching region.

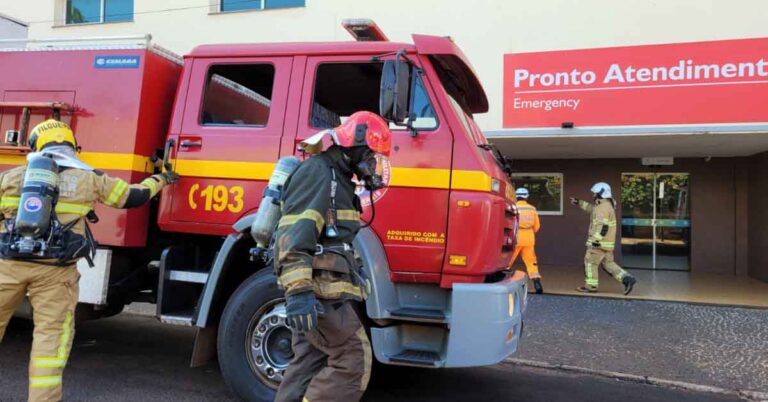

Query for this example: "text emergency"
[512,98,580,111]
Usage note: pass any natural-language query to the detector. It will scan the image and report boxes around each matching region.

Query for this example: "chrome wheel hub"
[247,301,292,388]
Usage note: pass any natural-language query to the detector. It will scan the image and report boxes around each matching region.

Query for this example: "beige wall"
[0,14,28,43]
[4,0,768,130]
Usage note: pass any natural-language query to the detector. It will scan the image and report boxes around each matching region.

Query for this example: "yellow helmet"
[28,119,78,152]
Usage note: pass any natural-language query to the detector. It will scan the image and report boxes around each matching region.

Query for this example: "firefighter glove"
[160,171,180,185]
[285,291,323,332]
[569,197,580,205]
[591,241,601,248]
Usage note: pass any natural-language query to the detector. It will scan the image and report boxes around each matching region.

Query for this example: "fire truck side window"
[311,62,438,130]
[201,64,275,126]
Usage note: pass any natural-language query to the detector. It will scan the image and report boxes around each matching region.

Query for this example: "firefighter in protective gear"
[274,111,391,402]
[570,182,637,295]
[509,188,543,294]
[0,119,178,402]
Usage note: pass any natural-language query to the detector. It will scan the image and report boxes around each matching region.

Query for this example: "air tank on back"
[15,154,59,253]
[250,156,301,256]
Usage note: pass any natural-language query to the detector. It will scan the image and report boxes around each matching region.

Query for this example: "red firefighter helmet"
[331,111,392,156]
[300,111,392,156]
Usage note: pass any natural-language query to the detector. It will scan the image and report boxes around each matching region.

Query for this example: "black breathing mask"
[347,147,384,191]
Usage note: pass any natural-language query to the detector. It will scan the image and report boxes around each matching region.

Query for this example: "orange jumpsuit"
[510,200,541,279]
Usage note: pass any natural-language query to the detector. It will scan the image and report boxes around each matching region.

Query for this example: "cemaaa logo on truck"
[93,55,141,69]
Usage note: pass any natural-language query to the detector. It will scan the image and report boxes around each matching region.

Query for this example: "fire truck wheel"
[218,269,289,402]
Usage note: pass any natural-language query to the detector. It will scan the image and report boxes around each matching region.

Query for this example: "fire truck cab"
[0,20,526,402]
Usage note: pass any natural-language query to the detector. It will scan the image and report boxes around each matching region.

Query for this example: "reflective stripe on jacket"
[579,198,617,251]
[273,147,365,301]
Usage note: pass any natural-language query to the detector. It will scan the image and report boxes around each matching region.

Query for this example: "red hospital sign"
[503,37,768,128]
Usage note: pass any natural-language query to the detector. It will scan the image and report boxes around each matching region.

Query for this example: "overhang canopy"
[486,125,768,159]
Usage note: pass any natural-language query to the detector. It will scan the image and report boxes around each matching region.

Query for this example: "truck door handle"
[179,140,202,148]
[162,138,175,172]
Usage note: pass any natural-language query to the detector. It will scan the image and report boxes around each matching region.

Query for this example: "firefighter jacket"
[578,198,618,251]
[515,200,540,247]
[0,165,169,264]
[274,146,366,302]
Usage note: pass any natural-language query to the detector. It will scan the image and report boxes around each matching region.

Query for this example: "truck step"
[168,270,209,284]
[159,310,194,326]
[388,349,442,367]
[157,246,210,325]
[389,308,446,322]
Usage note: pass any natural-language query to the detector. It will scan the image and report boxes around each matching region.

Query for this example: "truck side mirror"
[379,59,411,124]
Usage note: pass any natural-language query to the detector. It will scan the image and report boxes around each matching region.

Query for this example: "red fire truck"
[0,20,526,401]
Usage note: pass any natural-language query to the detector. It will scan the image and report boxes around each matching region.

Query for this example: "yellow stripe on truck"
[390,167,450,189]
[0,153,153,173]
[174,159,274,180]
[0,155,26,166]
[389,167,492,192]
[175,159,494,191]
[79,152,153,173]
[0,152,495,192]
[451,170,493,192]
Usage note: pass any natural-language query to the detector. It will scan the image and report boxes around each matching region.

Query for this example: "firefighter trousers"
[0,261,79,402]
[275,300,372,402]
[583,247,629,289]
[511,245,540,279]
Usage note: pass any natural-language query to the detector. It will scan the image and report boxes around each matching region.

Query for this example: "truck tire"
[218,269,291,402]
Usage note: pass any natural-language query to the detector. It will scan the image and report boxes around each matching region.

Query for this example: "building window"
[509,173,563,215]
[220,0,305,12]
[66,0,133,24]
[200,64,275,126]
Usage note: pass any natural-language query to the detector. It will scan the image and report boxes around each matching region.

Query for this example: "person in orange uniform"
[510,188,543,294]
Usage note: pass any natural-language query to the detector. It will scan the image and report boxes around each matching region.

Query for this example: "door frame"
[159,57,293,235]
[620,172,691,270]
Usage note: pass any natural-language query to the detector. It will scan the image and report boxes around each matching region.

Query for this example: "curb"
[531,291,768,311]
[503,358,768,402]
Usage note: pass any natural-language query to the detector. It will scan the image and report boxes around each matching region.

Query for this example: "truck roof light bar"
[342,19,389,42]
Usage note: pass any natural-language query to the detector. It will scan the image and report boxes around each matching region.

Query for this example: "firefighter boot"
[533,279,543,294]
[622,276,637,295]
[576,286,597,293]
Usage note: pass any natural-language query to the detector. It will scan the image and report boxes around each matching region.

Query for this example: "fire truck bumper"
[444,269,527,367]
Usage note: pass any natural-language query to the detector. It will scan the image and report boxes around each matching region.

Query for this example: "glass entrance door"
[620,173,691,270]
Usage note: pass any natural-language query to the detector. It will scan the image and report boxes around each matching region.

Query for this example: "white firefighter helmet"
[515,187,529,199]
[590,182,612,198]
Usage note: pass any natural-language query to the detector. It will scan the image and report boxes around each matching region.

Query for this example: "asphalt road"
[0,314,746,402]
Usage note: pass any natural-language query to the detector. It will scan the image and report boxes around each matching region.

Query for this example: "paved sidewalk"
[523,265,768,308]
[517,295,768,393]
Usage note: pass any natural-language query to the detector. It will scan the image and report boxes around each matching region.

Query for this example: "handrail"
[0,101,73,111]
[0,101,73,147]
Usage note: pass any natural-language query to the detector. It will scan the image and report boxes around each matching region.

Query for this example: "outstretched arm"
[96,171,178,209]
